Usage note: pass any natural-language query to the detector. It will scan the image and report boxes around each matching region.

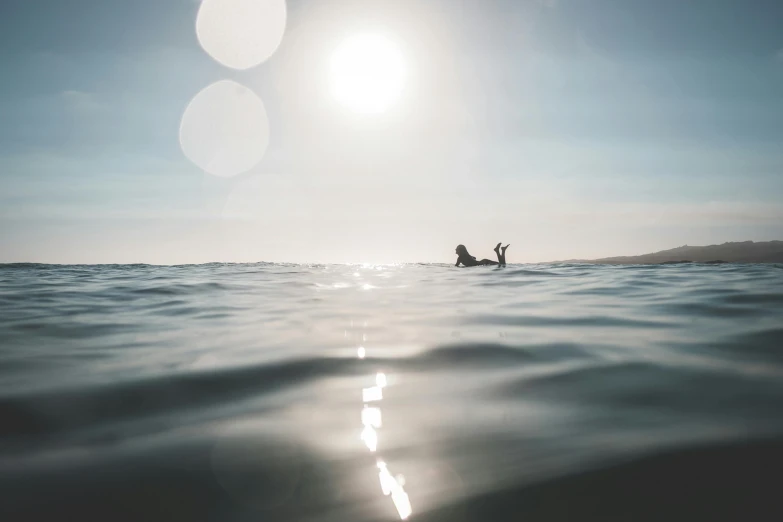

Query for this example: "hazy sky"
[1,0,782,264]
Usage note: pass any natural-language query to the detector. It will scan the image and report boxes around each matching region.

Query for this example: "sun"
[330,33,406,114]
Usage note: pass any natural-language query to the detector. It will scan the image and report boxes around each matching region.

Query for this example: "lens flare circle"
[331,33,406,114]
[179,80,270,178]
[196,0,287,70]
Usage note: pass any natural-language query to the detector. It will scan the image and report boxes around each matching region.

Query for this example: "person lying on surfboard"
[455,243,509,267]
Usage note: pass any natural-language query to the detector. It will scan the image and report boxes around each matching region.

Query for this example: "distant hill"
[560,241,783,264]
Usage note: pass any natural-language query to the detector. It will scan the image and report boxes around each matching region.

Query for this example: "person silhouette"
[455,243,510,267]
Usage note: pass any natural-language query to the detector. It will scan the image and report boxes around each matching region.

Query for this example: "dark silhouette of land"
[557,241,783,264]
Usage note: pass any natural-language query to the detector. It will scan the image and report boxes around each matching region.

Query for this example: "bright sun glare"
[331,33,406,114]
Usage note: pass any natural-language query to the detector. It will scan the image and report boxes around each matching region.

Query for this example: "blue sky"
[1,0,782,263]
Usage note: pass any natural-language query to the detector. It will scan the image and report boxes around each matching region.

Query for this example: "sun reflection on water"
[378,461,413,519]
[362,385,383,402]
[356,329,412,519]
[361,425,379,452]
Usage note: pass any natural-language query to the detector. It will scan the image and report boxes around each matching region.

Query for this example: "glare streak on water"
[0,262,782,521]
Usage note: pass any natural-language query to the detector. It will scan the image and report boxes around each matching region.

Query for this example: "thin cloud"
[61,90,103,112]
[554,201,783,227]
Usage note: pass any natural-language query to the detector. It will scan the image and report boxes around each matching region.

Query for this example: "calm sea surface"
[1,262,782,521]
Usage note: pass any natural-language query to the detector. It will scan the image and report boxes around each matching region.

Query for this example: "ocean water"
[1,262,782,521]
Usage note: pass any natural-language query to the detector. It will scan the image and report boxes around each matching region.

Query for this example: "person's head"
[455,244,469,257]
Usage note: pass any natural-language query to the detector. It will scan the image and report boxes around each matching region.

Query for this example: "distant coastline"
[556,240,783,264]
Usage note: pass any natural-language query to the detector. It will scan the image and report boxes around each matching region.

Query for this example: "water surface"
[1,262,782,521]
